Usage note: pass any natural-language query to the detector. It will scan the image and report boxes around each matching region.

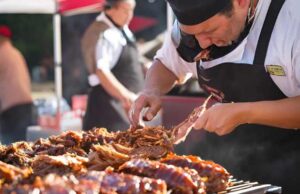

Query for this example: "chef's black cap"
[166,0,231,25]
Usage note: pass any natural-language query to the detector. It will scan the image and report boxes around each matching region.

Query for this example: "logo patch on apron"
[266,65,286,76]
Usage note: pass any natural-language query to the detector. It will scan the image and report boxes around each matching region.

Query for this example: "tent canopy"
[0,0,105,15]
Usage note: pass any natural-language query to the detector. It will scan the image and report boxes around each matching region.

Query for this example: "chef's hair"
[219,0,234,17]
[104,0,135,10]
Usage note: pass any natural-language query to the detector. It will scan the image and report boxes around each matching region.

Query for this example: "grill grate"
[217,178,282,194]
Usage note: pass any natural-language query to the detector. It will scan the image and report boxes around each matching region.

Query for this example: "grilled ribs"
[1,171,167,194]
[119,159,206,194]
[81,170,167,194]
[161,154,230,192]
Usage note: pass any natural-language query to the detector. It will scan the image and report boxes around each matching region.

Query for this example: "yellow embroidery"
[266,65,286,76]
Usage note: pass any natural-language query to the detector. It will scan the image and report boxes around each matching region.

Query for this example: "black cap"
[166,0,231,25]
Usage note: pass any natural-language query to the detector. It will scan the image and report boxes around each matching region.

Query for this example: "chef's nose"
[195,34,213,49]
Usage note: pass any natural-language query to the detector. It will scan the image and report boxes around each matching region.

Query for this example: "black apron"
[176,0,300,193]
[83,31,144,132]
[0,103,35,144]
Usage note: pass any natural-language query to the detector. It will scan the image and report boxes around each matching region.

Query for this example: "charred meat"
[32,154,88,177]
[119,159,206,194]
[0,161,31,184]
[161,154,230,192]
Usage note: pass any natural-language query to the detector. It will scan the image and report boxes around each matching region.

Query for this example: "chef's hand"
[129,91,162,128]
[194,102,248,136]
[121,91,137,119]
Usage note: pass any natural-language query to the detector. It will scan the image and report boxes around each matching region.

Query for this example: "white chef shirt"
[88,13,133,86]
[155,0,300,97]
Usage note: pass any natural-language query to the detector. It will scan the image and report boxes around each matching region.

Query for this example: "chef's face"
[180,0,249,49]
[112,1,135,27]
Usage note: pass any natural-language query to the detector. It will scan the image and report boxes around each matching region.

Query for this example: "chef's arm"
[129,59,179,126]
[245,96,300,129]
[143,59,178,96]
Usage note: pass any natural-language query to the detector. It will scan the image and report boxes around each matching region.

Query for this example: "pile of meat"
[0,127,230,194]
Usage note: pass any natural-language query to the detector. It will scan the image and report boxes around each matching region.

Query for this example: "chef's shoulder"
[284,0,300,21]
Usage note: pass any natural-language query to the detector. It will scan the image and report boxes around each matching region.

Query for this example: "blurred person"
[0,25,34,144]
[81,0,144,131]
[32,54,54,82]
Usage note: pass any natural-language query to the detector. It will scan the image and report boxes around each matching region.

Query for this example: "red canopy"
[58,0,105,15]
[0,0,105,15]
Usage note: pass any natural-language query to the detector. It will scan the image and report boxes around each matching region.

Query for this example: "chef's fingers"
[143,99,161,121]
[129,96,148,128]
[194,111,209,131]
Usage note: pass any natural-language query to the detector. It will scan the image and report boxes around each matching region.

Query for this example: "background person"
[81,0,145,131]
[0,25,34,144]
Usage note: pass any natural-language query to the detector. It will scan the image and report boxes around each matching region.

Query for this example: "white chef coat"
[88,13,134,86]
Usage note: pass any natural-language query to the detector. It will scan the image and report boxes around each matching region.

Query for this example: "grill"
[218,178,282,194]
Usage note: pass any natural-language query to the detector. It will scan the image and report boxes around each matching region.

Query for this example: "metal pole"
[53,13,62,129]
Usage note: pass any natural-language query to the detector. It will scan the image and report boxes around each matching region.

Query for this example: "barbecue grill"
[0,128,284,194]
[218,178,282,194]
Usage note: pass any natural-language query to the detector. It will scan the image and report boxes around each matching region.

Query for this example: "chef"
[81,0,144,131]
[130,0,300,193]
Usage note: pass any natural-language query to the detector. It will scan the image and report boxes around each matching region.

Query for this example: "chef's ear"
[233,0,248,11]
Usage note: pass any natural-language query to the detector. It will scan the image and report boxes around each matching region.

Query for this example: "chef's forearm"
[244,96,300,129]
[143,59,178,96]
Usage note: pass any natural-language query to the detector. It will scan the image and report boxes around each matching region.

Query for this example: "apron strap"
[253,0,285,64]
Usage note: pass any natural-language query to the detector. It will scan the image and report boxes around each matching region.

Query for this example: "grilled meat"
[48,131,83,147]
[0,127,231,193]
[130,145,169,159]
[116,126,173,150]
[1,170,167,194]
[0,142,34,168]
[81,170,167,194]
[0,161,31,184]
[81,128,116,152]
[88,144,130,171]
[32,154,88,176]
[161,154,230,192]
[32,132,87,157]
[119,159,205,194]
[1,174,80,194]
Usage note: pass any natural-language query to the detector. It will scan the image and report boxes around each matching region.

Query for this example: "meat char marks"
[161,154,230,192]
[1,170,167,194]
[119,159,206,194]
